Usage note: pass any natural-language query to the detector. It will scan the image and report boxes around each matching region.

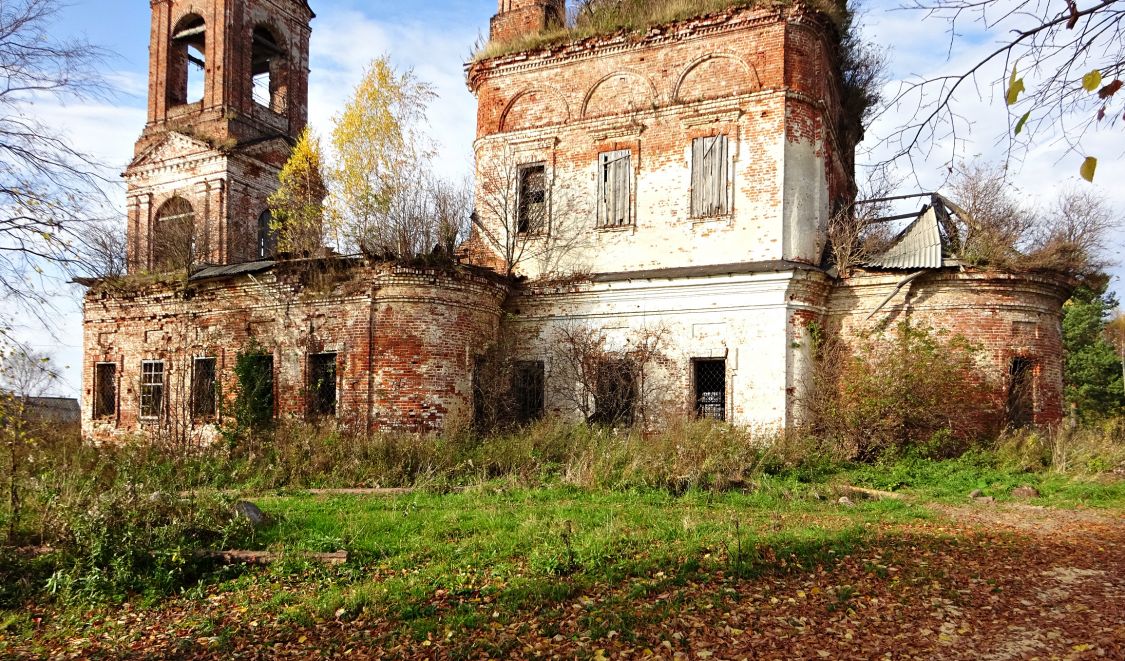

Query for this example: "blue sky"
[9,0,1125,395]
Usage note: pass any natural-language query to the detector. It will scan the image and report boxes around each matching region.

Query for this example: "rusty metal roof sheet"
[189,260,276,282]
[867,206,945,269]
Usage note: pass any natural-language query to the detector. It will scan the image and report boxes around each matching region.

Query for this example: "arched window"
[152,197,195,270]
[251,26,288,113]
[169,14,206,107]
[258,210,278,259]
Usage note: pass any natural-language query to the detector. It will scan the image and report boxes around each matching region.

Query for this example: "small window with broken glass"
[308,353,337,418]
[140,360,165,420]
[598,149,632,228]
[690,135,730,218]
[191,357,218,420]
[517,163,547,234]
[94,363,117,419]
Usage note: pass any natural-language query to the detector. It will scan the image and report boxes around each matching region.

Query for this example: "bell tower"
[125,0,314,273]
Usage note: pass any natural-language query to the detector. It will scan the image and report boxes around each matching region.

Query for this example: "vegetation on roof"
[474,0,849,62]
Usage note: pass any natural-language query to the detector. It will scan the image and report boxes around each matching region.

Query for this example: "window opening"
[252,26,287,112]
[258,210,277,259]
[591,358,637,426]
[1008,358,1034,428]
[513,360,545,424]
[472,355,487,430]
[517,163,546,234]
[169,15,206,106]
[239,354,275,429]
[691,135,730,217]
[598,150,632,228]
[152,197,195,270]
[140,360,165,420]
[93,363,116,419]
[191,357,218,420]
[308,353,337,418]
[694,359,726,421]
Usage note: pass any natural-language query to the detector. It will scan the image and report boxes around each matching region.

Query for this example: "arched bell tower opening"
[126,0,315,273]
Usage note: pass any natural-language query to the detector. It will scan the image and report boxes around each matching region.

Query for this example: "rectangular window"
[592,358,637,427]
[691,135,730,218]
[308,352,338,418]
[513,360,546,424]
[694,359,727,421]
[517,163,546,234]
[93,363,117,419]
[191,357,218,420]
[140,360,165,420]
[598,149,632,228]
[1008,358,1034,428]
[240,354,275,429]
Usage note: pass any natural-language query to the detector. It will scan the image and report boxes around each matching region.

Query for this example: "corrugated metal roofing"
[189,260,276,282]
[867,206,945,269]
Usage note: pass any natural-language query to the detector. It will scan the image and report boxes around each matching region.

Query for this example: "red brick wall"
[82,263,508,443]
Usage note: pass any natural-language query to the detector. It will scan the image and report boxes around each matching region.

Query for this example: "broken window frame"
[139,360,166,421]
[512,360,546,424]
[1007,357,1035,428]
[693,359,727,422]
[307,352,338,419]
[191,357,218,421]
[597,149,633,228]
[516,162,547,235]
[690,135,731,218]
[169,14,206,107]
[251,25,288,113]
[93,362,117,419]
[258,210,277,259]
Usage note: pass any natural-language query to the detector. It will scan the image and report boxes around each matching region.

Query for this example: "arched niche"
[582,71,657,119]
[674,54,760,104]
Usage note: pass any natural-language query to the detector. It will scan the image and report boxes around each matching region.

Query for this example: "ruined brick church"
[80,0,1071,443]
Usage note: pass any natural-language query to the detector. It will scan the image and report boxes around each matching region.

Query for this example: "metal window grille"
[140,360,165,420]
[94,363,117,419]
[691,135,730,218]
[191,357,218,420]
[1007,358,1034,428]
[598,150,632,227]
[517,164,546,234]
[694,359,726,421]
[513,360,545,423]
[592,358,637,427]
[308,353,337,418]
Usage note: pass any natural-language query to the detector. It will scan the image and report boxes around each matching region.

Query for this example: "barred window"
[191,357,218,420]
[140,360,165,420]
[308,352,337,418]
[94,363,117,419]
[694,359,726,421]
[598,149,632,228]
[591,358,637,427]
[517,163,546,234]
[690,135,730,217]
[513,360,545,424]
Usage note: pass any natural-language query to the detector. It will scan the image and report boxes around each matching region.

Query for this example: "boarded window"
[93,363,116,419]
[513,360,546,424]
[191,357,218,420]
[517,163,546,234]
[239,354,275,430]
[140,360,165,420]
[258,210,277,259]
[308,353,337,418]
[591,358,637,427]
[694,359,726,421]
[691,135,730,217]
[598,149,632,227]
[1008,358,1034,428]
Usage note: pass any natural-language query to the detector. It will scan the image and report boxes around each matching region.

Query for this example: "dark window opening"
[1008,358,1034,428]
[694,359,726,421]
[239,354,275,430]
[308,353,337,418]
[251,26,288,113]
[512,360,545,424]
[169,14,206,107]
[691,135,730,217]
[472,355,487,430]
[140,360,165,420]
[152,197,196,271]
[591,358,637,427]
[599,150,632,228]
[94,363,116,419]
[517,163,546,234]
[191,357,218,420]
[258,210,277,259]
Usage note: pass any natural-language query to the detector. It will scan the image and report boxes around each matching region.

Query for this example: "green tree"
[268,127,327,257]
[1063,280,1125,421]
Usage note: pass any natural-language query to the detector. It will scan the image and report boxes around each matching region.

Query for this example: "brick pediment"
[128,131,213,171]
